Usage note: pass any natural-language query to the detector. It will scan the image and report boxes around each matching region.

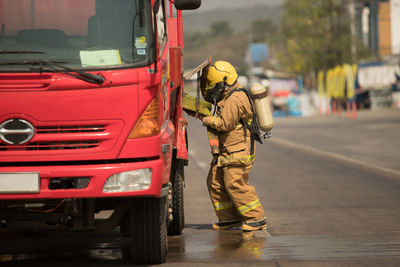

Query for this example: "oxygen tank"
[250,83,274,132]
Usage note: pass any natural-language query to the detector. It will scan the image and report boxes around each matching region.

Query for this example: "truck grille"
[37,125,106,134]
[0,121,122,154]
[26,141,99,150]
[0,140,99,151]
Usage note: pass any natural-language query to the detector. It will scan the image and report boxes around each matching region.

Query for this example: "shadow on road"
[184,223,212,230]
[0,227,269,266]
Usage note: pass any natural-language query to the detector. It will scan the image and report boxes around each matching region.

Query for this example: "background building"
[356,0,400,59]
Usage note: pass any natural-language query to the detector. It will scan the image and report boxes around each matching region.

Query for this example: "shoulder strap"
[226,87,250,101]
[225,88,263,154]
[225,88,255,116]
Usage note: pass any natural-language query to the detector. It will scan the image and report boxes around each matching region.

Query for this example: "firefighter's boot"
[241,217,267,232]
[212,220,242,230]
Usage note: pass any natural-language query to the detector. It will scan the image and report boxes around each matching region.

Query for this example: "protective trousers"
[207,162,266,223]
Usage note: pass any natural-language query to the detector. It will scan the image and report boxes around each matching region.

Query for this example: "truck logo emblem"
[0,119,35,145]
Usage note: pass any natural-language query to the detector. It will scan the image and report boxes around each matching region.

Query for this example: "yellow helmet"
[206,61,238,88]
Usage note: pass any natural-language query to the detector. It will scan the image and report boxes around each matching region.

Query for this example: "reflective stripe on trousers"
[213,201,234,211]
[238,198,261,215]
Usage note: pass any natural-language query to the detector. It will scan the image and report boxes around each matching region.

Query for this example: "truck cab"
[0,0,200,264]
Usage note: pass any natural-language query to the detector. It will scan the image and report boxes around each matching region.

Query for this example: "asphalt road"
[1,109,400,266]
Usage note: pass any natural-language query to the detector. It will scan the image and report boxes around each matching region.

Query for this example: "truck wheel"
[167,160,185,235]
[123,197,168,264]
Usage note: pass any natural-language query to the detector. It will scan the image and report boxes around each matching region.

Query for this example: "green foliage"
[209,21,233,37]
[183,19,280,72]
[183,20,247,70]
[182,7,283,73]
[182,1,368,76]
[279,0,356,75]
[183,31,248,70]
[251,19,277,43]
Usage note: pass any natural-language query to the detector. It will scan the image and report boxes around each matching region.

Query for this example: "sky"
[195,0,285,12]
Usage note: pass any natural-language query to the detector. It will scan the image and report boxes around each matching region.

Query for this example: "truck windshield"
[0,0,152,71]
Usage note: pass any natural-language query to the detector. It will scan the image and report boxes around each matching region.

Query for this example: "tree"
[209,21,232,37]
[251,19,277,43]
[280,0,354,75]
[183,21,246,70]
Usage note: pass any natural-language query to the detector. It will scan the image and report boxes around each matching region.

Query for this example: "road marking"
[197,161,208,168]
[272,137,400,177]
[188,154,208,176]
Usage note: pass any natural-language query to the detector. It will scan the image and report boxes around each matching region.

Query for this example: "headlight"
[103,169,152,193]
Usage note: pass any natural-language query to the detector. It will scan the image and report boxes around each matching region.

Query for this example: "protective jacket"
[202,83,255,166]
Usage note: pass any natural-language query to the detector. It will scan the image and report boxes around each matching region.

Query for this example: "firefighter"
[199,61,267,231]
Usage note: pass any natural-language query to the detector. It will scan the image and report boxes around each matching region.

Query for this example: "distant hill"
[192,0,285,11]
[182,5,283,34]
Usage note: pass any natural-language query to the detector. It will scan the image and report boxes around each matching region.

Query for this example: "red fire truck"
[0,0,200,264]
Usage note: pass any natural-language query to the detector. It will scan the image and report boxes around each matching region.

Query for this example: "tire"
[123,197,168,264]
[167,159,185,235]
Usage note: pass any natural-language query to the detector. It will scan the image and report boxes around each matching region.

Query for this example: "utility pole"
[369,0,379,58]
[348,0,357,62]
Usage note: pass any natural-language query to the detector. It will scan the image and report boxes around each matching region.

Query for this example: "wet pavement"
[168,227,270,263]
[169,228,400,263]
[1,110,400,266]
[1,228,400,266]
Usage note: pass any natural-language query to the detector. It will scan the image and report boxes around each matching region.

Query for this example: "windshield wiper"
[0,50,46,54]
[0,59,105,84]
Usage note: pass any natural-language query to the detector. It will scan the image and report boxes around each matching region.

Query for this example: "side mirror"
[174,0,201,10]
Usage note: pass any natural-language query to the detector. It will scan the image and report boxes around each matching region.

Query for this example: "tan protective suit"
[202,83,266,224]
